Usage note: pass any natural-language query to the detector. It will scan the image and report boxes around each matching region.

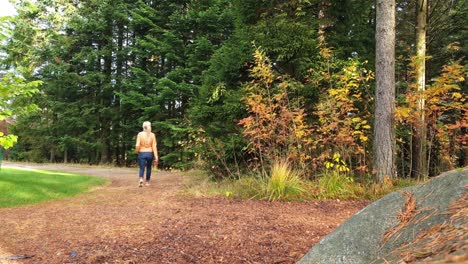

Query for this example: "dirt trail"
[0,162,367,263]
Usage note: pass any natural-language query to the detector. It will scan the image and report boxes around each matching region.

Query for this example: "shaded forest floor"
[0,162,367,264]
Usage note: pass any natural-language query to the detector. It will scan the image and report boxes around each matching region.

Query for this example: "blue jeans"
[138,152,154,181]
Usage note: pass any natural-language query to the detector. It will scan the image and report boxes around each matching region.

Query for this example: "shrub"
[317,171,360,199]
[261,160,306,201]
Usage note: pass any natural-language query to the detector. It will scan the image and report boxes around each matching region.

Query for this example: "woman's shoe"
[139,179,143,187]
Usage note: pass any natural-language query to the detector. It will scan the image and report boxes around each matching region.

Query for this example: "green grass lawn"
[0,168,107,208]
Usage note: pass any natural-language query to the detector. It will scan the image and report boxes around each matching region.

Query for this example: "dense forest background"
[1,0,466,181]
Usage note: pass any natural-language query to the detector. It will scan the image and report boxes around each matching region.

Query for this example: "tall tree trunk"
[50,149,55,163]
[100,16,113,165]
[64,149,68,163]
[413,0,428,179]
[116,20,124,166]
[373,0,396,182]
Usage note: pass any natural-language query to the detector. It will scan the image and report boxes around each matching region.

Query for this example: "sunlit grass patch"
[0,168,107,208]
[261,160,307,201]
[183,161,310,201]
[183,168,422,202]
[315,172,424,200]
[317,171,359,199]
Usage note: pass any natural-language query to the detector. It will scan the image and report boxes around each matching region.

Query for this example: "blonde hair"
[142,121,151,131]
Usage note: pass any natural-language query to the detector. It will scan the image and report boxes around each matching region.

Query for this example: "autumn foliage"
[238,46,465,182]
[309,47,374,175]
[239,47,375,178]
[396,59,467,174]
[238,49,311,174]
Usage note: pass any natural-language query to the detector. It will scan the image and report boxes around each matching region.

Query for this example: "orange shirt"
[135,132,158,158]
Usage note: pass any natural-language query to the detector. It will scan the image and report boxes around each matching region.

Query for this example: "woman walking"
[135,121,159,187]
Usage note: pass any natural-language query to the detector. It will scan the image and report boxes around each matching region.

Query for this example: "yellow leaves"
[328,89,339,96]
[351,131,368,141]
[350,118,370,142]
[312,52,373,172]
[395,107,412,121]
[452,92,462,99]
[447,42,461,51]
[333,152,341,162]
[251,49,275,87]
[338,166,350,173]
[325,153,350,173]
[364,71,375,82]
[209,83,226,103]
[325,161,334,169]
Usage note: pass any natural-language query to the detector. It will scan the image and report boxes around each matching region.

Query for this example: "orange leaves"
[238,48,311,170]
[319,47,334,60]
[396,58,467,169]
[425,63,465,107]
[397,60,466,127]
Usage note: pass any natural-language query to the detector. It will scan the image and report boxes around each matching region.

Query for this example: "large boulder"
[298,168,467,264]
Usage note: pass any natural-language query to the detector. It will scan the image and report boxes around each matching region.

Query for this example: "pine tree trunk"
[50,149,55,163]
[116,20,124,166]
[99,17,113,165]
[413,0,428,179]
[373,0,396,182]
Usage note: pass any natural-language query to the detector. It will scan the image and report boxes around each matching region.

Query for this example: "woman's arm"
[152,133,159,161]
[135,133,141,153]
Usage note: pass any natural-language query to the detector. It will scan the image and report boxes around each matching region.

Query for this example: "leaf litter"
[0,164,367,263]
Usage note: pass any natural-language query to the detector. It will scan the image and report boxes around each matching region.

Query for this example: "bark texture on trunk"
[413,0,428,179]
[374,0,396,182]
